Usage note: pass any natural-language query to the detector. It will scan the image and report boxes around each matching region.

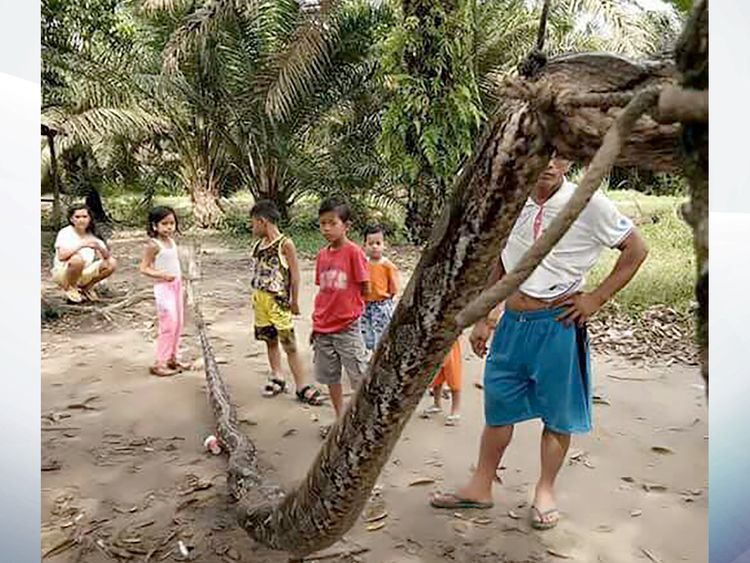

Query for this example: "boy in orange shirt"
[361,225,399,354]
[424,340,463,425]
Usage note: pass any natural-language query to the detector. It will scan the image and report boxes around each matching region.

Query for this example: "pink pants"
[154,278,184,365]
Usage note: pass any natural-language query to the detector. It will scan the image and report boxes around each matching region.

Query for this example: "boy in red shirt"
[312,198,370,436]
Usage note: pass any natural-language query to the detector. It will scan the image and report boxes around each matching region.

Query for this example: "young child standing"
[139,206,190,377]
[423,340,463,425]
[312,198,370,435]
[361,225,399,353]
[249,200,323,406]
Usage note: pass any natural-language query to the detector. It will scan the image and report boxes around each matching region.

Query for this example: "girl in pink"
[139,206,190,377]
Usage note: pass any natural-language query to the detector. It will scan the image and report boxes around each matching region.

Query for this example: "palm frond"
[162,0,267,72]
[262,15,337,119]
[262,1,393,121]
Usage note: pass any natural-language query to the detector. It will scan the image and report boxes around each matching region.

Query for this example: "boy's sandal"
[530,505,560,530]
[296,385,324,406]
[262,377,287,397]
[150,365,177,377]
[429,492,493,510]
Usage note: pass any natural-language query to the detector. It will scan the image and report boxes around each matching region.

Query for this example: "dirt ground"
[41,232,707,563]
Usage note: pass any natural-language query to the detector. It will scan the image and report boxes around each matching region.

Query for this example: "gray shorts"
[313,319,368,387]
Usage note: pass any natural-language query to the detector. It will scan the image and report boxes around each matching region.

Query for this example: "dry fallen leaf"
[651,446,674,455]
[643,483,668,493]
[472,516,492,525]
[507,510,521,520]
[367,521,386,532]
[408,477,435,486]
[621,476,636,483]
[640,547,663,563]
[547,548,573,559]
[630,509,643,518]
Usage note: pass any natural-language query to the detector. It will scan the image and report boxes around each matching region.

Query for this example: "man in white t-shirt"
[430,157,648,530]
[51,204,117,303]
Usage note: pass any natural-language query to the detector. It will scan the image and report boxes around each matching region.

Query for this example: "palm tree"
[156,0,394,223]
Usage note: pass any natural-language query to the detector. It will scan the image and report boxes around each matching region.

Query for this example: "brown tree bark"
[190,176,223,228]
[42,125,62,229]
[673,0,708,389]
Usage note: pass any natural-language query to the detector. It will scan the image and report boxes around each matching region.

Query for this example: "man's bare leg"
[433,425,513,504]
[532,427,570,525]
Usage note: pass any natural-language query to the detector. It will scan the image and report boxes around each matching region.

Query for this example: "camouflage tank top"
[249,235,291,306]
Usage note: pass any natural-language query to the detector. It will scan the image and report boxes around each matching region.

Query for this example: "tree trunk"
[674,0,708,389]
[46,130,62,229]
[191,177,223,229]
[192,52,686,557]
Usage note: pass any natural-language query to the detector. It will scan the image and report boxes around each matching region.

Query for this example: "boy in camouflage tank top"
[249,201,322,406]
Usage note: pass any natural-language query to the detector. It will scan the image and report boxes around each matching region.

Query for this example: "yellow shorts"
[51,260,102,287]
[253,290,295,347]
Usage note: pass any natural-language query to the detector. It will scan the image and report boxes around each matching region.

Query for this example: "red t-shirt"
[313,240,370,333]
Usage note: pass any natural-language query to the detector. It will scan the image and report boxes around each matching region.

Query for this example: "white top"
[53,225,103,270]
[501,180,634,300]
[153,238,182,279]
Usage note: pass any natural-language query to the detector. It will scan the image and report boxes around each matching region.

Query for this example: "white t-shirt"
[501,180,634,300]
[53,225,103,270]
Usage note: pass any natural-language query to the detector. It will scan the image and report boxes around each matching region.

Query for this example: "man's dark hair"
[250,200,282,224]
[318,197,351,223]
[363,224,385,239]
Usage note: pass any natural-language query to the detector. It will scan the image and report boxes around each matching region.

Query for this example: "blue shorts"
[361,299,395,351]
[483,307,592,434]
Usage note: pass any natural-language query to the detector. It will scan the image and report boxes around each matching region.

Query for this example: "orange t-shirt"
[365,258,399,302]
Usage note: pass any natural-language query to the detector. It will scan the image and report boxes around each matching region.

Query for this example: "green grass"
[586,190,695,317]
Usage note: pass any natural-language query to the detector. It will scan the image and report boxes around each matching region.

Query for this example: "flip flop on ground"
[429,492,493,510]
[530,505,560,530]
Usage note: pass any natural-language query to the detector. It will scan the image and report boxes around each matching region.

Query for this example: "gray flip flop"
[530,505,560,530]
[430,492,493,510]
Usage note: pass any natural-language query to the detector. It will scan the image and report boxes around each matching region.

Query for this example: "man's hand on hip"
[550,292,605,326]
